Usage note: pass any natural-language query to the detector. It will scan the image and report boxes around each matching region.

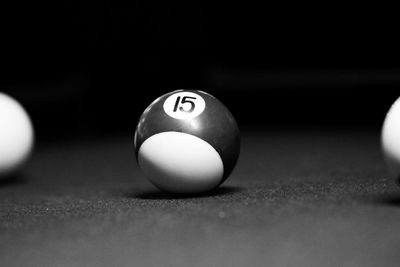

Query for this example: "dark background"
[1,2,400,140]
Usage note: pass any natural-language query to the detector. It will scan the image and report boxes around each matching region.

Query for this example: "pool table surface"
[1,128,400,267]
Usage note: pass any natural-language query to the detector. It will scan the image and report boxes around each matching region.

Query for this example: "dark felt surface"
[1,129,400,267]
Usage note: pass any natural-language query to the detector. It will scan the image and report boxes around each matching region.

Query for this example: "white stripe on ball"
[138,131,224,193]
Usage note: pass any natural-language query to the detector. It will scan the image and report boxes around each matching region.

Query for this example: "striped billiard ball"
[134,90,240,194]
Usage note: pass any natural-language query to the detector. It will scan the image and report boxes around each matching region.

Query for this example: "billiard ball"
[382,96,400,181]
[134,90,240,194]
[0,93,34,178]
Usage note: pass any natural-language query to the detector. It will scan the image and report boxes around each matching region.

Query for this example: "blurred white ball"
[0,93,34,178]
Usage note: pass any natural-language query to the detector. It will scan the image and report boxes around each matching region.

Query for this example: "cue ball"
[134,90,240,194]
[382,96,400,181]
[0,93,34,178]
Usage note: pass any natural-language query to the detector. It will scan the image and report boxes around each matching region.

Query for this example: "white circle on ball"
[138,131,224,193]
[382,96,400,177]
[0,93,34,177]
[163,91,206,120]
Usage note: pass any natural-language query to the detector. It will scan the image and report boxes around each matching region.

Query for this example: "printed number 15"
[173,96,196,113]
